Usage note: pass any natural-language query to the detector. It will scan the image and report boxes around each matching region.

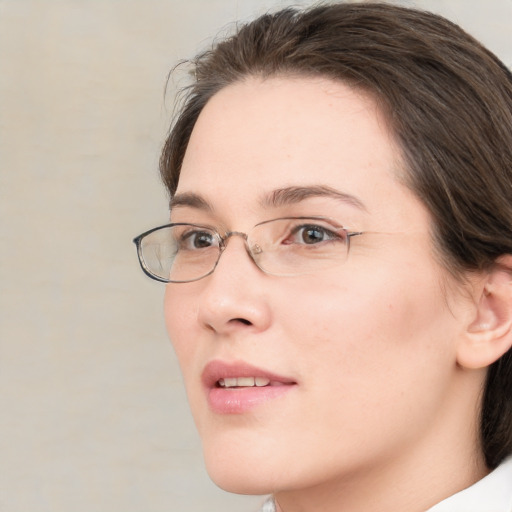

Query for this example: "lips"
[202,360,297,414]
[202,360,296,388]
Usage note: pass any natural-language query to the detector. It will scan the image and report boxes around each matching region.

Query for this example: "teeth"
[237,377,255,387]
[218,377,271,388]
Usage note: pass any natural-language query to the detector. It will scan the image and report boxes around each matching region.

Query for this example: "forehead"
[177,76,426,229]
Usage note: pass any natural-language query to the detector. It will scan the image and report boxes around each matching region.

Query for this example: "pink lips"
[202,360,297,414]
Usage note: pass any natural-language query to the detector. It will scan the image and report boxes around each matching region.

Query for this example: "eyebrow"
[170,185,367,213]
[170,192,213,212]
[260,185,367,211]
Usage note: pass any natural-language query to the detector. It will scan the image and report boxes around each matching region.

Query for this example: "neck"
[275,452,488,512]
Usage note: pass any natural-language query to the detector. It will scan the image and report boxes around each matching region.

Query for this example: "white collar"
[259,457,512,512]
[426,456,512,512]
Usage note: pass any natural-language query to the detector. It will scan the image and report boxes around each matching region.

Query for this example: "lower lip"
[207,384,296,414]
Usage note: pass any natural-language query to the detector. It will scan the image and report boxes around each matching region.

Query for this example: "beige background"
[1,1,510,511]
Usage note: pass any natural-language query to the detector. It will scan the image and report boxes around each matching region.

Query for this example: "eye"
[287,223,345,245]
[177,229,218,250]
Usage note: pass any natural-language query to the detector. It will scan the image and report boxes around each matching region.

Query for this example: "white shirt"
[427,456,512,512]
[258,457,512,512]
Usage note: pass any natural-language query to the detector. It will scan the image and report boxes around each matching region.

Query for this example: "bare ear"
[457,255,512,369]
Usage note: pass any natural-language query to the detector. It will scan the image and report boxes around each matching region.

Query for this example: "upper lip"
[202,360,296,388]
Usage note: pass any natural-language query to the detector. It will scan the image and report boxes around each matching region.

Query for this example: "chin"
[205,457,277,495]
[200,433,290,495]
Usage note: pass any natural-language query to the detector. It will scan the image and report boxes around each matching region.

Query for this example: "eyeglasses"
[133,216,364,283]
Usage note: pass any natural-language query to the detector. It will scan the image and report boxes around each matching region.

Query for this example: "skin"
[164,77,490,512]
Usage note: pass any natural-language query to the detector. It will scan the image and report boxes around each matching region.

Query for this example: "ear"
[457,255,512,369]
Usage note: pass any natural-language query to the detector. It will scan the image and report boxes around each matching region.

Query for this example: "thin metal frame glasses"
[133,216,363,283]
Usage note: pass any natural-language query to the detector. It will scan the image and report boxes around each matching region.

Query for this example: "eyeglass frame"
[133,216,364,284]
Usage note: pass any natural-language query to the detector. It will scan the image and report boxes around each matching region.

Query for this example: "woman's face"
[164,77,472,495]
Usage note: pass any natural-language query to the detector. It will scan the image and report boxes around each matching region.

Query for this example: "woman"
[134,3,512,511]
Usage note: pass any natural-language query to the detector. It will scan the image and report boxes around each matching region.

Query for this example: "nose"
[197,235,272,335]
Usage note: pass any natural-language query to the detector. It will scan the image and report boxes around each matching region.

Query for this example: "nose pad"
[218,231,260,270]
[220,233,268,276]
[244,241,266,274]
[251,243,263,255]
[210,233,259,279]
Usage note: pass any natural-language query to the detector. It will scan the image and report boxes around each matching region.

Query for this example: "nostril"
[231,318,252,326]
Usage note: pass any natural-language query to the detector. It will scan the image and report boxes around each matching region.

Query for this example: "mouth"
[203,360,297,414]
[217,376,294,388]
[218,376,270,388]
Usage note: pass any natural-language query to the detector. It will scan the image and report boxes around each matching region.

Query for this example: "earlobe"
[457,255,512,370]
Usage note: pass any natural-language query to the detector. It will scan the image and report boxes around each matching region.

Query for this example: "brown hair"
[160,2,512,468]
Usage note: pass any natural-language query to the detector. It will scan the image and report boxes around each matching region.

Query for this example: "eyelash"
[286,223,346,245]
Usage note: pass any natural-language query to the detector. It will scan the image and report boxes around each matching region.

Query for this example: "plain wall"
[1,1,510,511]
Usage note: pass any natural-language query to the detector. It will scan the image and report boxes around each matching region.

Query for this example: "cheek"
[164,285,199,376]
[284,264,457,411]
[295,248,451,343]
[271,276,455,467]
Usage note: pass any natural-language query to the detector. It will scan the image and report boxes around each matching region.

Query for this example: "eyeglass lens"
[137,218,351,283]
